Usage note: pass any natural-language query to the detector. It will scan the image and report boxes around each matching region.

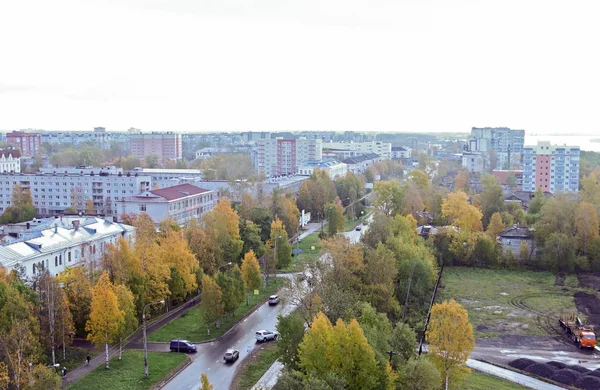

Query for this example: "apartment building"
[0,216,134,278]
[391,146,412,160]
[256,138,322,177]
[39,130,131,150]
[324,141,392,160]
[0,149,21,173]
[462,152,485,173]
[522,141,580,193]
[131,168,204,188]
[119,183,215,225]
[0,172,151,218]
[469,127,525,169]
[342,153,382,174]
[130,132,182,161]
[297,160,348,179]
[6,131,41,157]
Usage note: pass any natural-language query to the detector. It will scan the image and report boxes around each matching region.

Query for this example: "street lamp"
[217,262,233,272]
[143,300,165,377]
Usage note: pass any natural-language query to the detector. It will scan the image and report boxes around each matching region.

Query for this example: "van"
[169,339,197,353]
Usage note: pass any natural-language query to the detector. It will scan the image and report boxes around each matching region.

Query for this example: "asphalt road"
[162,284,295,390]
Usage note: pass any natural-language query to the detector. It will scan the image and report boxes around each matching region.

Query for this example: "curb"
[151,353,193,390]
[471,358,567,388]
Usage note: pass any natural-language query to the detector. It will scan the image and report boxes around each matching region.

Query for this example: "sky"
[1,0,599,134]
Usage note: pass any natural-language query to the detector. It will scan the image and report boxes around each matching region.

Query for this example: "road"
[161,219,371,390]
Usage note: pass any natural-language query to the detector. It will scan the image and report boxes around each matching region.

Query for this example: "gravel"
[575,375,600,390]
[546,361,567,370]
[524,363,557,378]
[585,370,600,378]
[550,369,580,386]
[509,358,537,370]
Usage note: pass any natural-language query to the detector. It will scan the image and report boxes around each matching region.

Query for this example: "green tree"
[276,312,306,370]
[0,184,36,224]
[168,268,186,306]
[113,284,138,360]
[398,357,441,390]
[200,275,223,334]
[239,220,266,258]
[477,175,504,227]
[325,201,345,236]
[144,153,160,168]
[271,217,292,269]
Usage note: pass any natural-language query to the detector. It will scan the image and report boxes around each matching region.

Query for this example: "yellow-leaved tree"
[486,212,505,240]
[154,230,198,296]
[442,191,483,232]
[113,284,138,360]
[426,299,475,390]
[199,373,213,390]
[241,250,262,304]
[86,271,124,369]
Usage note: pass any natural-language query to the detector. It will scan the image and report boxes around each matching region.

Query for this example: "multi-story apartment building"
[0,216,134,278]
[391,146,412,160]
[324,141,392,160]
[342,153,382,174]
[256,138,322,177]
[469,127,525,169]
[39,130,131,150]
[0,149,21,173]
[462,152,485,173]
[522,141,580,193]
[119,183,215,226]
[130,132,182,162]
[297,160,348,179]
[6,131,41,157]
[0,172,151,218]
[131,168,204,188]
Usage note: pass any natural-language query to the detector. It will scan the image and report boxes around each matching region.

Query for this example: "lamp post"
[218,262,233,272]
[143,300,165,377]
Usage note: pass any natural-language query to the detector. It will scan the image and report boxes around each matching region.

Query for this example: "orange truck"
[558,315,596,349]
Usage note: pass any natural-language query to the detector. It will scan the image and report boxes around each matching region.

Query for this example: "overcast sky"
[1,0,599,134]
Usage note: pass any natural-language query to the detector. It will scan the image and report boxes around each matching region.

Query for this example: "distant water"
[525,135,600,152]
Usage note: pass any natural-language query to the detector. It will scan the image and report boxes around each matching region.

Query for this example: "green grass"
[462,371,528,390]
[45,347,97,371]
[280,231,324,273]
[440,267,586,338]
[148,279,282,342]
[66,350,186,390]
[232,343,281,390]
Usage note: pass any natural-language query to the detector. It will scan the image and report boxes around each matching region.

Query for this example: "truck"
[558,315,596,349]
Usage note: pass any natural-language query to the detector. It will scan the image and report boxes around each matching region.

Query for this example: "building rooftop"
[499,225,534,239]
[0,149,21,159]
[132,168,204,175]
[140,183,212,201]
[341,153,380,164]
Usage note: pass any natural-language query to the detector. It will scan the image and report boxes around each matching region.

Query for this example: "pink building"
[6,131,41,157]
[129,132,182,162]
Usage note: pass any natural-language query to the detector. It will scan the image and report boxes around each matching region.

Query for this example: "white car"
[268,295,280,305]
[255,329,279,342]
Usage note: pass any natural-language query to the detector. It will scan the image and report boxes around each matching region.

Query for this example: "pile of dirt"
[525,363,557,378]
[509,358,536,370]
[576,376,600,390]
[569,365,591,374]
[551,369,580,386]
[547,361,567,369]
[575,274,600,329]
[588,369,600,378]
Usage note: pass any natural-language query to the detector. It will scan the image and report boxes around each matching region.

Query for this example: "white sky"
[1,0,599,134]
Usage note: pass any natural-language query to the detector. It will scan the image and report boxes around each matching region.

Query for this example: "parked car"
[355,226,362,231]
[268,294,280,305]
[224,348,239,362]
[169,339,197,353]
[255,329,279,343]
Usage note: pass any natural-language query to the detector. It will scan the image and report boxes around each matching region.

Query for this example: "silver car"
[255,329,279,342]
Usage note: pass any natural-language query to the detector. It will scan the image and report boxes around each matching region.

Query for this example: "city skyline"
[1,0,599,134]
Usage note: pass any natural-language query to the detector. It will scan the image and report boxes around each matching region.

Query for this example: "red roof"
[149,184,211,201]
[0,149,21,158]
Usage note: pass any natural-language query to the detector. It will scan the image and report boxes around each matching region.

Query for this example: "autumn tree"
[325,201,345,236]
[153,230,198,296]
[86,271,125,369]
[101,237,142,286]
[202,199,243,271]
[407,169,429,191]
[269,189,301,239]
[199,373,213,390]
[241,250,262,304]
[373,180,405,216]
[200,275,223,335]
[486,212,505,240]
[270,217,292,270]
[427,299,475,390]
[442,191,483,232]
[453,170,469,192]
[574,202,599,254]
[58,266,92,336]
[114,284,138,360]
[0,184,36,224]
[519,240,530,263]
[336,172,365,218]
[476,175,504,227]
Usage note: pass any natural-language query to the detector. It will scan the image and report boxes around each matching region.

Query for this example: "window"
[55,256,58,267]
[139,204,147,212]
[68,252,71,262]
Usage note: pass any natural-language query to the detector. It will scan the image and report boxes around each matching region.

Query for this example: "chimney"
[73,220,80,231]
[54,225,58,234]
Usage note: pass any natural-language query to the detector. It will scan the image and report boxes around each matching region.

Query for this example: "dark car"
[224,348,239,362]
[170,339,197,353]
[355,226,362,231]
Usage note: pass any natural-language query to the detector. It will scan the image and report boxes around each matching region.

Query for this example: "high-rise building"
[6,131,41,157]
[522,141,580,193]
[256,138,322,177]
[469,127,525,169]
[130,132,182,162]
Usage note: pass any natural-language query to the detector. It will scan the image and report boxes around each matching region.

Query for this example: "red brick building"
[6,131,41,157]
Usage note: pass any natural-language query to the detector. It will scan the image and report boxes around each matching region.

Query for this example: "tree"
[574,202,599,254]
[407,169,429,191]
[486,212,505,240]
[86,271,125,369]
[36,272,71,366]
[454,171,469,192]
[241,250,262,304]
[29,364,62,390]
[270,217,292,269]
[373,181,405,216]
[239,220,266,258]
[325,201,345,236]
[519,240,530,263]
[0,362,8,390]
[101,237,142,286]
[426,299,475,390]
[543,232,576,273]
[144,153,160,168]
[114,284,138,360]
[202,199,243,271]
[0,184,36,224]
[58,266,92,336]
[153,231,198,296]
[477,175,504,227]
[398,357,441,390]
[199,373,213,390]
[200,275,223,335]
[441,191,483,232]
[277,312,306,370]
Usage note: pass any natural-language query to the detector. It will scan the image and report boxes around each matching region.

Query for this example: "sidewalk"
[251,360,284,390]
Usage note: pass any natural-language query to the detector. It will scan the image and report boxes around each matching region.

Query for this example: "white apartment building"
[324,141,392,160]
[119,183,215,225]
[462,152,485,173]
[0,149,21,173]
[391,146,412,160]
[131,168,204,188]
[39,131,131,150]
[342,153,382,174]
[469,127,525,169]
[256,138,322,177]
[0,172,151,218]
[297,160,348,179]
[0,216,135,278]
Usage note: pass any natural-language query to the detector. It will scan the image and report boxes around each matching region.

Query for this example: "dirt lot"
[575,272,600,330]
[440,267,598,350]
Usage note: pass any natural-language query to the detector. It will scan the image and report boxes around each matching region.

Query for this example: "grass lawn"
[462,371,528,390]
[46,347,97,371]
[280,231,324,273]
[440,267,586,338]
[231,343,281,390]
[149,278,282,342]
[66,350,186,390]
